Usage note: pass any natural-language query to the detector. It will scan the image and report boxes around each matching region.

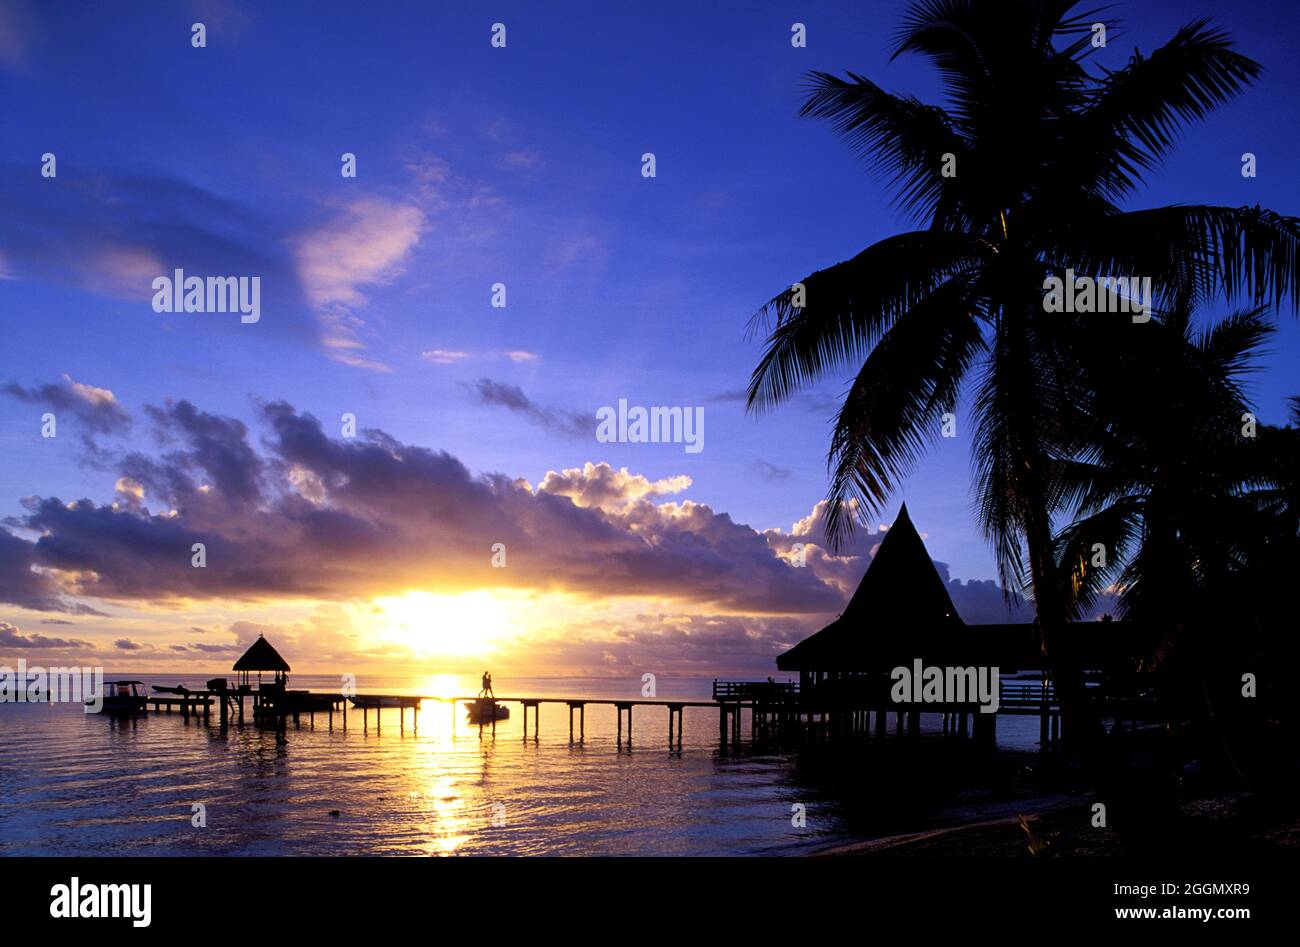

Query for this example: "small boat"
[348,694,410,709]
[90,681,147,715]
[283,691,338,712]
[151,684,190,695]
[466,699,509,722]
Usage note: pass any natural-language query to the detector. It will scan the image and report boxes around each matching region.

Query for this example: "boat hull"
[348,695,408,709]
[466,700,509,722]
[89,697,147,715]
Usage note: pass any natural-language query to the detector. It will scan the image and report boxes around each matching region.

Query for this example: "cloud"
[187,642,240,654]
[0,168,295,316]
[753,458,793,481]
[498,149,544,172]
[711,388,842,417]
[402,148,453,204]
[186,0,251,37]
[294,199,424,311]
[470,378,590,439]
[517,612,812,677]
[541,233,605,269]
[292,197,426,371]
[0,395,1044,647]
[402,143,504,214]
[711,389,749,403]
[0,527,105,614]
[421,349,470,365]
[537,463,691,513]
[4,398,842,616]
[140,399,264,506]
[114,638,145,650]
[3,373,131,435]
[421,350,540,366]
[0,621,93,651]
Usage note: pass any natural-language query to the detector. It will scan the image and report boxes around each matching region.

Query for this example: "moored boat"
[90,681,147,715]
[348,694,410,709]
[466,699,509,722]
[283,691,339,712]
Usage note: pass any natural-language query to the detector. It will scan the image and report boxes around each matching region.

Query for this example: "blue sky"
[0,0,1297,672]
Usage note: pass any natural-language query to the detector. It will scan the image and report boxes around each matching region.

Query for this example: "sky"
[0,0,1297,676]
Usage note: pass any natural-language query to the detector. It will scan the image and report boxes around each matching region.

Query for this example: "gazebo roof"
[232,635,291,673]
[777,504,965,671]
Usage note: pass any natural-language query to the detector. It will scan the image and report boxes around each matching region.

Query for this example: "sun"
[374,590,521,659]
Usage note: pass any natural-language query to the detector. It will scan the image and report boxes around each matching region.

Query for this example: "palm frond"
[1086,19,1261,166]
[822,274,986,545]
[746,231,981,413]
[800,72,966,223]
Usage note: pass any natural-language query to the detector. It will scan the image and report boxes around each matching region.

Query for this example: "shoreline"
[814,791,1300,858]
[812,794,1100,857]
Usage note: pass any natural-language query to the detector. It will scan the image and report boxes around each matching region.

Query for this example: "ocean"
[0,673,1059,856]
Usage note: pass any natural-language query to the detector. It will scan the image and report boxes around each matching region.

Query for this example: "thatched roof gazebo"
[772,504,1160,750]
[777,503,1155,676]
[778,504,965,672]
[232,635,290,690]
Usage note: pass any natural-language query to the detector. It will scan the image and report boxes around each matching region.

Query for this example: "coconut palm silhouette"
[747,0,1300,847]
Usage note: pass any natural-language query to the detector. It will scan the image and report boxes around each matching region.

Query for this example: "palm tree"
[747,0,1300,843]
[1055,306,1297,786]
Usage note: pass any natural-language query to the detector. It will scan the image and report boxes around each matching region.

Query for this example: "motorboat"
[90,681,147,714]
[466,698,509,722]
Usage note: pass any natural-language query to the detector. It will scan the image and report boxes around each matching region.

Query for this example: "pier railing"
[713,677,1060,711]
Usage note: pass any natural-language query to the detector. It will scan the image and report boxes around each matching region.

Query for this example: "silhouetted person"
[480,672,494,699]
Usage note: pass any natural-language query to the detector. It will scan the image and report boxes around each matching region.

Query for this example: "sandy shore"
[813,791,1300,858]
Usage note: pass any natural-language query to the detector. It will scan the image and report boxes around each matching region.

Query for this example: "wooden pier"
[114,636,1157,753]
[120,676,1106,754]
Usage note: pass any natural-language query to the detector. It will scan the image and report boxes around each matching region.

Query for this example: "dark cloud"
[0,527,105,613]
[937,566,1034,624]
[113,638,144,650]
[470,378,589,439]
[710,388,841,417]
[710,389,749,403]
[5,399,841,615]
[0,164,315,346]
[144,399,264,504]
[0,396,1041,635]
[0,621,93,651]
[753,458,793,481]
[3,373,131,435]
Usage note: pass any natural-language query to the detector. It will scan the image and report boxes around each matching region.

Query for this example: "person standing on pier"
[480,672,494,699]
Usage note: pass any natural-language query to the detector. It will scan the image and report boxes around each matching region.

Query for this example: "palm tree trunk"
[1022,491,1177,850]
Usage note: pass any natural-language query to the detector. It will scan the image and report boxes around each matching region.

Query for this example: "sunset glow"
[372,591,523,659]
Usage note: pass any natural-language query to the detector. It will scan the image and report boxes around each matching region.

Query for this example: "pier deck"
[121,678,1153,754]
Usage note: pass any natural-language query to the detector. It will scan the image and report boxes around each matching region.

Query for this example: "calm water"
[0,674,1055,856]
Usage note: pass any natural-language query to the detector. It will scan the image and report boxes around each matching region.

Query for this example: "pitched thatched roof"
[775,505,1161,672]
[777,505,965,671]
[232,635,290,673]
